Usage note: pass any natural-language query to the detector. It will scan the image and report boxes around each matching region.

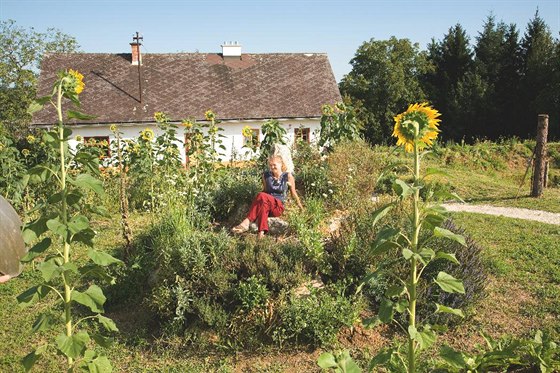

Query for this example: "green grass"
[450,212,560,338]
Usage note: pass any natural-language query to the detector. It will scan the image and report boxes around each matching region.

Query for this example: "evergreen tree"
[339,37,429,144]
[423,24,474,140]
[518,10,556,138]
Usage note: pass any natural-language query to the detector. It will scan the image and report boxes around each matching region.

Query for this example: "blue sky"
[1,0,559,82]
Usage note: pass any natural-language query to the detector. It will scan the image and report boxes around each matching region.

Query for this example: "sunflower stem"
[408,133,421,373]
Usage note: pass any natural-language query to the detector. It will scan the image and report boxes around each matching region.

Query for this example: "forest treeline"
[340,12,560,143]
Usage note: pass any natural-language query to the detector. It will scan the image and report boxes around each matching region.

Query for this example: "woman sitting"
[232,155,303,238]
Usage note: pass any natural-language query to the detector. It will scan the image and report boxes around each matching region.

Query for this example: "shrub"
[209,166,261,224]
[235,276,270,311]
[417,219,488,326]
[272,285,364,347]
[292,140,333,200]
[327,140,391,208]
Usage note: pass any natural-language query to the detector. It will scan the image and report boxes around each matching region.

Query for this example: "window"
[244,128,260,148]
[294,127,310,144]
[83,136,110,159]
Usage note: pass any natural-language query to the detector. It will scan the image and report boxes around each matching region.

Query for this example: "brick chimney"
[221,41,242,59]
[130,32,143,65]
[130,41,142,65]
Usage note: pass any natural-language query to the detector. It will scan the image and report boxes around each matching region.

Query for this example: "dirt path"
[443,202,560,225]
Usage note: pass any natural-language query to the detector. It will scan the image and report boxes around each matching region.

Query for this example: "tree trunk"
[531,114,548,197]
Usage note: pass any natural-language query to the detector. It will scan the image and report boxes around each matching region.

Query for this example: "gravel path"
[443,202,560,226]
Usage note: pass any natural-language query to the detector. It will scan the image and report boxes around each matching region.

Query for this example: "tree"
[471,16,524,139]
[518,10,557,139]
[339,37,430,144]
[0,20,79,138]
[423,24,474,140]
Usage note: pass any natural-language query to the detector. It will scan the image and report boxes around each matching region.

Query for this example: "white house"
[32,38,342,161]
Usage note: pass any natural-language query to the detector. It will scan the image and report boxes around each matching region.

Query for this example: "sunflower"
[26,135,36,144]
[110,124,117,132]
[205,110,215,121]
[182,120,193,129]
[141,128,155,141]
[393,103,441,153]
[75,135,83,142]
[242,125,253,138]
[68,69,85,95]
[22,149,30,156]
[154,112,168,123]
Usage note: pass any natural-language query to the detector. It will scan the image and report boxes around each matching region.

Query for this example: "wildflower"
[328,189,333,194]
[26,135,36,143]
[182,120,193,129]
[22,149,30,156]
[110,124,117,132]
[75,135,83,142]
[242,126,253,138]
[141,128,155,141]
[209,126,218,135]
[205,110,215,121]
[322,193,328,198]
[393,102,441,153]
[321,104,334,116]
[68,69,85,95]
[154,112,167,123]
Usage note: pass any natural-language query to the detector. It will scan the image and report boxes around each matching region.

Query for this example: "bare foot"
[257,231,265,239]
[0,274,11,284]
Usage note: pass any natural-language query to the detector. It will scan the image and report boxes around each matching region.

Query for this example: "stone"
[249,217,289,235]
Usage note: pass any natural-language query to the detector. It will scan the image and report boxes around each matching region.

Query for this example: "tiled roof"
[32,52,341,125]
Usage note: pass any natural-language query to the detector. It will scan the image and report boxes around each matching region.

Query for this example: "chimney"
[221,41,242,59]
[130,32,143,65]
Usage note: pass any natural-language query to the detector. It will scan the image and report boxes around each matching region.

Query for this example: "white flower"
[311,183,316,187]
[322,193,328,198]
[327,181,332,185]
[328,189,333,194]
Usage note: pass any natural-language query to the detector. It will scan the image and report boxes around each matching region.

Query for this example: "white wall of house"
[66,118,321,163]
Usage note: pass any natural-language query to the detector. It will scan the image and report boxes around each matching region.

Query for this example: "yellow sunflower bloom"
[154,111,170,123]
[26,135,36,143]
[110,124,117,132]
[141,128,155,141]
[22,149,30,156]
[393,102,441,153]
[75,135,83,142]
[242,126,253,138]
[182,120,193,129]
[205,110,215,121]
[68,69,85,95]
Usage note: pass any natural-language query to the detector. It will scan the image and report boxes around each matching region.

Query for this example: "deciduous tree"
[0,20,79,138]
[339,37,429,144]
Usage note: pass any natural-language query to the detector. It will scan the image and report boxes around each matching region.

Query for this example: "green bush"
[272,285,364,347]
[417,219,488,326]
[327,140,391,208]
[209,166,261,224]
[235,276,270,311]
[292,140,333,200]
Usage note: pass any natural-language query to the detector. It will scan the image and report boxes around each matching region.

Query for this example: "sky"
[1,0,559,82]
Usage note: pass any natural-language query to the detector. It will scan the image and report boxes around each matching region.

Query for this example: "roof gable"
[33,52,341,124]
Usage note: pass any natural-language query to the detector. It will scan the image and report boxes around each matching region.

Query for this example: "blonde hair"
[268,155,287,172]
[270,143,294,173]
